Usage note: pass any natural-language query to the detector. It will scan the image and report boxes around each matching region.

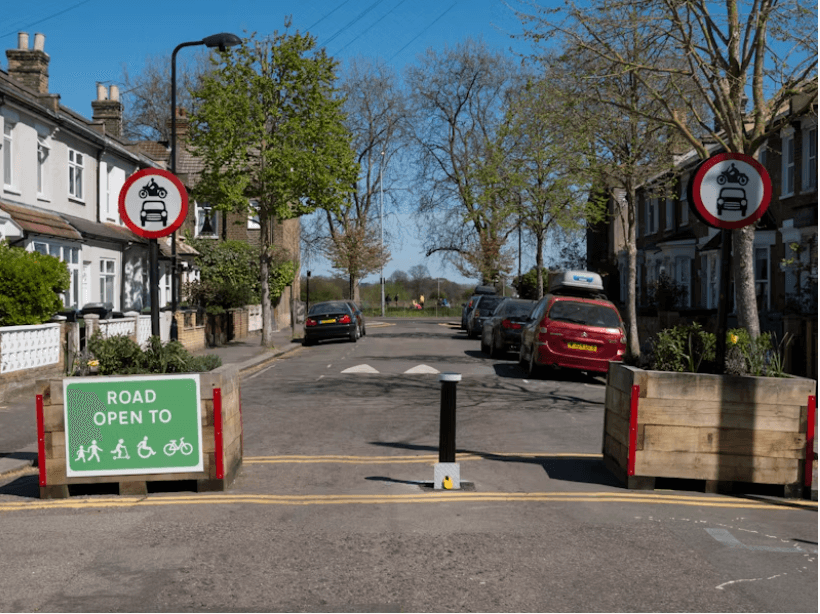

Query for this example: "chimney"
[92,84,123,138]
[6,32,50,94]
[166,107,190,142]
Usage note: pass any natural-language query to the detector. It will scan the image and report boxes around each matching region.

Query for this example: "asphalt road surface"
[0,318,816,612]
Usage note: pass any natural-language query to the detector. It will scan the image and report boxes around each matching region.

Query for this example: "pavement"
[0,325,304,480]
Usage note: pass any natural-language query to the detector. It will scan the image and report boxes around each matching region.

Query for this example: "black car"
[466,295,509,338]
[480,298,536,357]
[303,301,360,346]
[345,301,366,337]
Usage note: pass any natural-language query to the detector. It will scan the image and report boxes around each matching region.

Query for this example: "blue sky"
[2,0,543,285]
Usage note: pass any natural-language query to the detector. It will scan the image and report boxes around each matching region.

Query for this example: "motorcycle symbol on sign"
[716,162,748,186]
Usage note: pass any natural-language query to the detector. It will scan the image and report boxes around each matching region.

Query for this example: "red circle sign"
[689,153,771,229]
[118,169,189,239]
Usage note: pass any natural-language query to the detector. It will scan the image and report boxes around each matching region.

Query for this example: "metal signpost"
[119,169,189,337]
[689,152,772,370]
[63,375,203,477]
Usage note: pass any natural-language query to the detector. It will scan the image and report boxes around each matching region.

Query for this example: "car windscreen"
[478,297,507,313]
[548,300,621,328]
[308,302,350,315]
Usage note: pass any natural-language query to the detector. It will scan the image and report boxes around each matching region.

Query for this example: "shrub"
[0,241,70,325]
[651,322,716,373]
[87,334,146,375]
[648,272,688,311]
[78,334,221,376]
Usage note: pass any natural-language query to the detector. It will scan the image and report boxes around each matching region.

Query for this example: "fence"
[0,322,62,374]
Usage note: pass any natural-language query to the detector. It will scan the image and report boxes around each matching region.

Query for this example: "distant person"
[394,294,399,305]
[420,294,425,309]
[386,294,391,306]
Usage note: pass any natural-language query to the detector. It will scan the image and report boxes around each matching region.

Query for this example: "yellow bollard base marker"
[443,475,453,490]
[433,462,460,490]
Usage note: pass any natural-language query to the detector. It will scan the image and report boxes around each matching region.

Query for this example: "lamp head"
[202,33,242,52]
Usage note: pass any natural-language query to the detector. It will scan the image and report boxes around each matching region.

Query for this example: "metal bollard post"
[439,373,460,462]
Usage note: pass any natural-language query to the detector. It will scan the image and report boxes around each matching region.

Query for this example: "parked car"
[518,294,626,377]
[303,301,360,346]
[466,295,509,338]
[460,285,497,329]
[345,301,366,337]
[480,298,536,357]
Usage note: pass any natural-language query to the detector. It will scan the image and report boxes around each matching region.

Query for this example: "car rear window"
[308,302,350,315]
[548,300,621,328]
[500,300,535,317]
[478,297,507,312]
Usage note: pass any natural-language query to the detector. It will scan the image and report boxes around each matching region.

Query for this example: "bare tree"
[406,38,522,284]
[519,0,818,338]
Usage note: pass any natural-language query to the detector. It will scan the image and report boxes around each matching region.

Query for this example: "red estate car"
[518,272,626,378]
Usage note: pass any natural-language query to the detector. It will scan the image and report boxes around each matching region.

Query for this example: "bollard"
[435,373,461,490]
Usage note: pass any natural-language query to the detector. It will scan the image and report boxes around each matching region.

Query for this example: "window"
[248,200,261,229]
[195,201,219,237]
[675,256,691,308]
[782,130,795,197]
[665,198,675,231]
[100,258,116,306]
[645,198,657,236]
[33,241,80,307]
[68,149,84,200]
[679,176,689,225]
[37,136,49,197]
[802,125,817,192]
[755,246,769,310]
[3,123,14,190]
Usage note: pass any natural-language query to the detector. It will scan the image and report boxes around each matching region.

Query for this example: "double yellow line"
[244,453,603,465]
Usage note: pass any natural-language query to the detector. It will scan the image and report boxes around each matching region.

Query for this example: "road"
[0,318,816,612]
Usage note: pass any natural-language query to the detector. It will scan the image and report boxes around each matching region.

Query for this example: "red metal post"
[627,385,640,477]
[805,395,816,490]
[214,388,224,480]
[36,394,46,486]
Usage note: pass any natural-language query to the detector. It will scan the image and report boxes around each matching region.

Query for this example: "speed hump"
[119,168,188,239]
[689,153,771,230]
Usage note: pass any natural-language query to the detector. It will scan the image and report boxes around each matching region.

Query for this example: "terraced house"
[589,92,818,377]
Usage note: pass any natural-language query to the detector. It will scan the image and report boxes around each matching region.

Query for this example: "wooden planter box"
[35,365,243,499]
[603,363,816,497]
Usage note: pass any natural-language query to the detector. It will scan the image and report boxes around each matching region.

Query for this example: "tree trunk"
[260,212,275,346]
[625,187,641,358]
[536,232,545,299]
[733,225,760,338]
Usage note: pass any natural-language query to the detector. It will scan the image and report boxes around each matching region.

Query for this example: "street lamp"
[170,32,242,340]
[380,151,385,318]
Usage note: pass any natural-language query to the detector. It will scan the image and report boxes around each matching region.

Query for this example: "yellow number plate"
[568,342,596,352]
[320,319,336,324]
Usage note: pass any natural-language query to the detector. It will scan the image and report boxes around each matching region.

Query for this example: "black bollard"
[439,373,461,463]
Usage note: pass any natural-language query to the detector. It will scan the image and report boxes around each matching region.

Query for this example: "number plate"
[567,342,596,352]
[320,319,336,324]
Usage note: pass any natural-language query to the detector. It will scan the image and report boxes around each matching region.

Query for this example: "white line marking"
[341,364,379,374]
[404,364,440,374]
[247,364,275,379]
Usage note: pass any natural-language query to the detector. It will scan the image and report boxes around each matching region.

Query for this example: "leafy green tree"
[184,239,260,310]
[0,241,69,325]
[189,25,359,346]
[514,266,551,300]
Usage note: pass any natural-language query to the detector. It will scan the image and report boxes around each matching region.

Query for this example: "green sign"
[64,375,202,477]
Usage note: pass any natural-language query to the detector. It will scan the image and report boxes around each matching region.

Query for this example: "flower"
[87,360,99,367]
[729,333,739,345]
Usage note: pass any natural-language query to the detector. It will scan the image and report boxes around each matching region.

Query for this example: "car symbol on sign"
[716,187,747,216]
[140,200,168,225]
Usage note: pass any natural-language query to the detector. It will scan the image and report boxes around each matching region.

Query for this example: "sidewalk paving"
[0,326,304,479]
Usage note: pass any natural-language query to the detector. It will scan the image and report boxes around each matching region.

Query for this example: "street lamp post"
[380,151,385,318]
[170,32,241,340]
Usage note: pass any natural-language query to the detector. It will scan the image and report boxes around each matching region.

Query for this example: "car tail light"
[305,318,318,327]
[339,314,352,324]
[502,319,522,330]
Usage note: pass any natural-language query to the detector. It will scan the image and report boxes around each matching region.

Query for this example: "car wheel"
[480,335,490,355]
[303,337,314,347]
[489,333,500,358]
[349,326,359,343]
[527,350,543,379]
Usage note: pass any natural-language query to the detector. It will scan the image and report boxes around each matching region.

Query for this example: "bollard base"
[434,462,461,490]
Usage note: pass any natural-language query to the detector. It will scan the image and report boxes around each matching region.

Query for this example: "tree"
[183,239,260,310]
[519,0,818,338]
[0,241,69,325]
[406,38,522,284]
[320,58,408,301]
[408,264,430,299]
[189,26,359,346]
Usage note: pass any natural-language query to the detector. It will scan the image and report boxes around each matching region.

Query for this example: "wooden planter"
[603,363,816,497]
[35,364,243,499]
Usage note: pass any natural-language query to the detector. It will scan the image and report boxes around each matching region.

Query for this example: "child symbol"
[137,436,156,459]
[74,445,87,463]
[111,439,130,460]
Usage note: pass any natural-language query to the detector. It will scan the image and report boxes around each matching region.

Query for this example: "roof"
[60,213,147,245]
[0,201,82,241]
[159,236,199,258]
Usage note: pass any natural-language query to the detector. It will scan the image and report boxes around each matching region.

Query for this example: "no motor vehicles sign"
[119,168,188,239]
[64,375,203,477]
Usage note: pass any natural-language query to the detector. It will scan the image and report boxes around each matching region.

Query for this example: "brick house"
[133,108,301,330]
[588,94,817,376]
[0,32,161,315]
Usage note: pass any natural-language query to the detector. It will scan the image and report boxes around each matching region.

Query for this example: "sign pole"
[714,229,732,372]
[149,238,160,337]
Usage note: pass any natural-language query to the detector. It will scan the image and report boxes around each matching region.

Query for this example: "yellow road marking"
[0,491,812,513]
[245,453,603,464]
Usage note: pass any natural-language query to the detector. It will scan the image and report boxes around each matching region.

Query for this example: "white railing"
[0,323,61,374]
[248,304,262,332]
[98,318,135,340]
[137,316,151,348]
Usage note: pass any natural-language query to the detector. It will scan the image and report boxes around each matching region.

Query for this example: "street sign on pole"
[119,169,189,239]
[64,375,203,477]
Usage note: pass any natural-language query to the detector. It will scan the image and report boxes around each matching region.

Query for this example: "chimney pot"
[96,83,107,101]
[110,85,120,102]
[17,32,29,50]
[33,33,45,51]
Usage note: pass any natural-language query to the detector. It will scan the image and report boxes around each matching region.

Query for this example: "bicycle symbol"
[163,437,194,457]
[716,162,748,186]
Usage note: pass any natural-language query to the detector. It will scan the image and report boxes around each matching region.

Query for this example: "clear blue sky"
[2,0,546,285]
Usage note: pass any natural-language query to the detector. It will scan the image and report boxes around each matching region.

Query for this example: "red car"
[518,293,626,377]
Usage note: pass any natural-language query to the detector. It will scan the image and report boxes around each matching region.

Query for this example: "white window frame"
[754,246,770,311]
[99,258,116,307]
[68,149,84,201]
[679,175,689,225]
[3,122,15,192]
[248,200,261,229]
[195,201,219,238]
[802,122,817,193]
[781,128,795,198]
[644,197,658,236]
[32,240,81,308]
[37,135,50,199]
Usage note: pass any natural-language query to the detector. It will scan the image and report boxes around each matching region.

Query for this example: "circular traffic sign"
[119,169,188,239]
[689,153,771,229]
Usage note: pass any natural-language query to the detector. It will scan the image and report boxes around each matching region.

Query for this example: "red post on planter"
[214,388,224,480]
[627,385,640,477]
[36,394,46,486]
[806,395,816,495]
